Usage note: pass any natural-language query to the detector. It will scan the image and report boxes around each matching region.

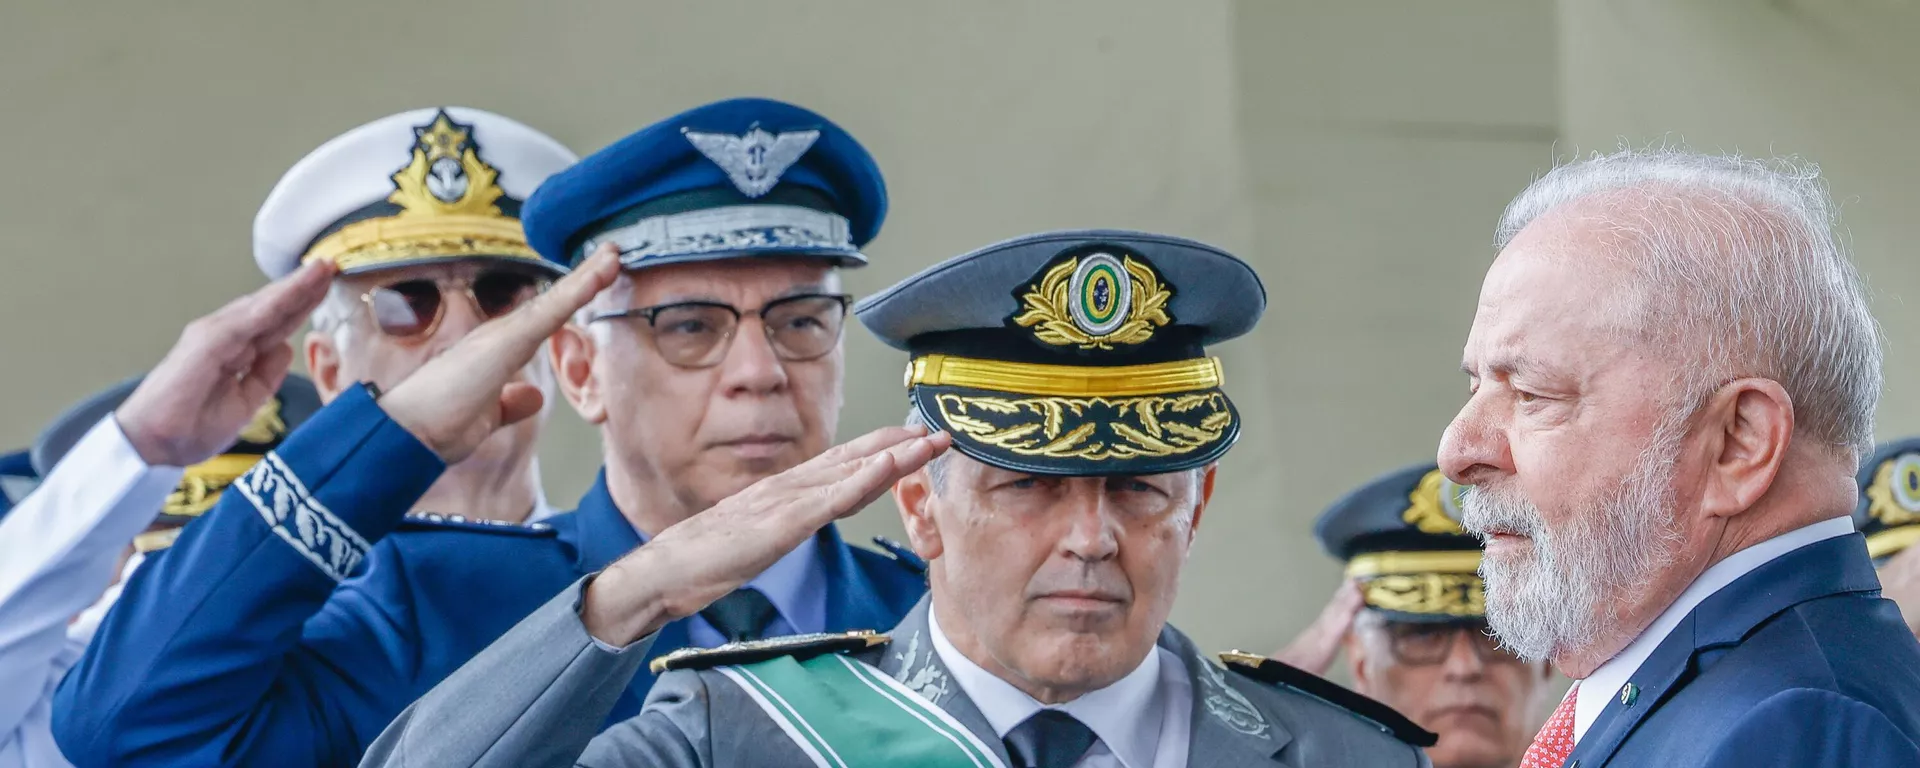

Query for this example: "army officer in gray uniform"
[361,230,1435,767]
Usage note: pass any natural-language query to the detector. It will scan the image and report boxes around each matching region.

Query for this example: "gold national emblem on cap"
[1014,252,1172,349]
[1865,451,1920,559]
[1402,468,1469,535]
[301,110,540,272]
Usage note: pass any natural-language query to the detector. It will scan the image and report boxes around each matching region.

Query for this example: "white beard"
[1462,423,1688,661]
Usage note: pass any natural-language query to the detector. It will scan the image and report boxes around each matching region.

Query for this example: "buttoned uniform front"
[52,98,923,768]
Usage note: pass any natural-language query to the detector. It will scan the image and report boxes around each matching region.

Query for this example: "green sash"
[717,653,1007,768]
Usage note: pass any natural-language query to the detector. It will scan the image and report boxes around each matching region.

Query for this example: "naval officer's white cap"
[252,106,577,279]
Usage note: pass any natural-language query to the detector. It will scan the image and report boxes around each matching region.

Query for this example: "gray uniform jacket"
[361,580,1430,767]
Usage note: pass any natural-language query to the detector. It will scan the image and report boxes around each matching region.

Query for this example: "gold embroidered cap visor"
[908,356,1242,477]
[857,229,1266,478]
[1345,550,1487,622]
[1315,463,1489,622]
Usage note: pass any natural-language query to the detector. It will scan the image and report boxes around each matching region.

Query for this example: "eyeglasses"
[1383,622,1525,667]
[360,269,550,339]
[587,293,852,369]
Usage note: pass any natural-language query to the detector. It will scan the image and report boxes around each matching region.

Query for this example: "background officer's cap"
[254,107,577,279]
[1315,463,1485,624]
[857,229,1264,477]
[1855,437,1920,566]
[32,375,321,550]
[523,97,886,271]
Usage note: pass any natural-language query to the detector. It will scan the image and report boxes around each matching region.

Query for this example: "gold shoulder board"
[650,630,889,674]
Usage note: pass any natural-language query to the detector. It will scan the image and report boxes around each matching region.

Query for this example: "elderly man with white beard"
[1441,148,1920,768]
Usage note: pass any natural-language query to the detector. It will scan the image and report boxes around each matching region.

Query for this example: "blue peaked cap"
[524,97,887,271]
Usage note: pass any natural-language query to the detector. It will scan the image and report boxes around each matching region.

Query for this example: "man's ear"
[550,322,607,425]
[304,331,346,403]
[1188,464,1219,540]
[894,467,943,563]
[1699,378,1795,519]
[1343,629,1373,695]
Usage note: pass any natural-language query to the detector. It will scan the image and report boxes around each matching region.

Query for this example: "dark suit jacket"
[1567,533,1920,767]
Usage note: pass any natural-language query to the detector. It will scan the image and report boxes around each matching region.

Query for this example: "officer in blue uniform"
[53,98,926,768]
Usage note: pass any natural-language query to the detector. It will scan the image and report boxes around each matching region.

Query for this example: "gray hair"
[308,281,361,351]
[903,408,953,490]
[1495,147,1882,461]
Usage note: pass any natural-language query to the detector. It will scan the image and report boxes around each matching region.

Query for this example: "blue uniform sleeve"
[1700,688,1920,767]
[51,385,447,768]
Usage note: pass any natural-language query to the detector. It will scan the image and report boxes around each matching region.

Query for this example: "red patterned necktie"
[1521,683,1580,768]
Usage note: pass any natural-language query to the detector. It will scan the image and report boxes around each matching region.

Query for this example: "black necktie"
[700,588,778,643]
[1003,710,1097,768]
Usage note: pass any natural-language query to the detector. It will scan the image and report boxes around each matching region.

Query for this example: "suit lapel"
[1162,626,1292,767]
[874,598,1014,766]
[1568,533,1884,767]
[1565,612,1698,767]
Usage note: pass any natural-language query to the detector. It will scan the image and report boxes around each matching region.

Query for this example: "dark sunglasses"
[587,293,852,369]
[360,269,551,339]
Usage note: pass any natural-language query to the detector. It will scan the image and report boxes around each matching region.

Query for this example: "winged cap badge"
[683,125,821,198]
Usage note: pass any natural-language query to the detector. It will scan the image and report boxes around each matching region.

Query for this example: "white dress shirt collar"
[1572,516,1855,742]
[928,609,1168,768]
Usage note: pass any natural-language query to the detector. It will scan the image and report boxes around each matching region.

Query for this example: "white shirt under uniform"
[930,610,1194,768]
[0,417,183,768]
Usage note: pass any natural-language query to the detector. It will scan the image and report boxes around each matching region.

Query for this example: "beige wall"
[13,1,1910,658]
[1223,1,1557,654]
[1558,0,1920,441]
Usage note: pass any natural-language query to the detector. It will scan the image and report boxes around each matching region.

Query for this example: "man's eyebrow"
[1461,354,1542,378]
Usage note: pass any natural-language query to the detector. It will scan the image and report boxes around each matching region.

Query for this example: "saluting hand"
[377,245,621,464]
[117,259,337,468]
[582,426,952,646]
[1271,578,1366,675]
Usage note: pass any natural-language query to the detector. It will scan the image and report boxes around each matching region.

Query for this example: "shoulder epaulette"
[650,630,889,674]
[1219,651,1438,747]
[870,536,928,574]
[395,512,557,537]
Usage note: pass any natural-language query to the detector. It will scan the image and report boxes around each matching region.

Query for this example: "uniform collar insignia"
[890,629,953,704]
[682,124,820,198]
[1401,468,1468,534]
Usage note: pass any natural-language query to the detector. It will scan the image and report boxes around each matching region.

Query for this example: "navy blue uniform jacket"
[1566,533,1920,767]
[51,386,928,767]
